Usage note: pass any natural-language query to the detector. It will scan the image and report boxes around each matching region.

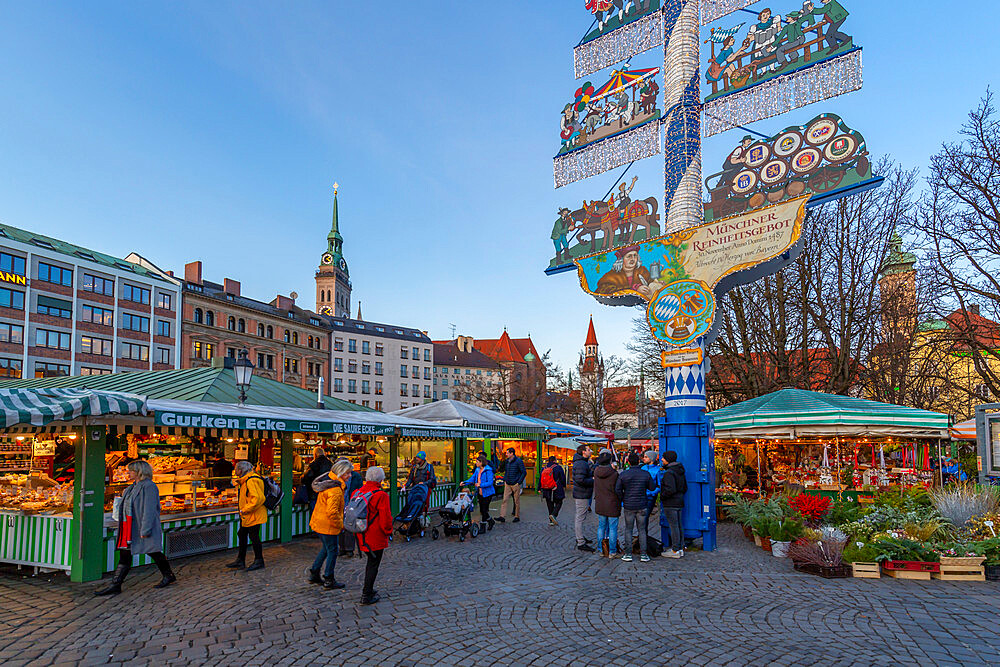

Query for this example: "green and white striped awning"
[710,388,950,440]
[0,388,147,429]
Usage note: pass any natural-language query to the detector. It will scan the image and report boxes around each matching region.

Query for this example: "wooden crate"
[851,562,880,579]
[883,567,931,580]
[933,565,986,582]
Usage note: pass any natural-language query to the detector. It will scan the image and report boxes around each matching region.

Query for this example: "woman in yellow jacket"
[308,459,353,589]
[227,460,268,571]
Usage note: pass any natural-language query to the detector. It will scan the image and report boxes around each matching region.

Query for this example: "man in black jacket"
[301,447,332,511]
[660,450,687,558]
[572,445,596,552]
[615,452,656,562]
[497,447,526,524]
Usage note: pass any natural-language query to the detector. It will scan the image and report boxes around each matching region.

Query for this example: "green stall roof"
[710,388,950,440]
[0,366,373,412]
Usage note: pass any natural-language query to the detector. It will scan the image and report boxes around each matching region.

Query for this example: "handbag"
[111,495,123,522]
[115,487,133,550]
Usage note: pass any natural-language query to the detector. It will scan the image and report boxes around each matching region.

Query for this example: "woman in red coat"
[353,466,392,605]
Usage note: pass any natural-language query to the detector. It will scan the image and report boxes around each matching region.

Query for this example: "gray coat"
[121,479,163,555]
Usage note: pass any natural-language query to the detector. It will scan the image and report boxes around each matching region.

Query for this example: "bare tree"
[573,354,635,430]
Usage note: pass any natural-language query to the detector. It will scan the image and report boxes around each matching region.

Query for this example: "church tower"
[315,183,352,318]
[878,230,917,343]
[578,315,604,395]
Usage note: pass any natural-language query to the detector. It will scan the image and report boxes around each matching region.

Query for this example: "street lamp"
[234,348,254,405]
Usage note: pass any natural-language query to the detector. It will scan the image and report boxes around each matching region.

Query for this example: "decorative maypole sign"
[546,0,878,551]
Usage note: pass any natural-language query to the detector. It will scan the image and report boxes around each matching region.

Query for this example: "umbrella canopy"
[950,418,976,440]
[593,66,659,100]
[0,388,146,429]
[391,400,546,437]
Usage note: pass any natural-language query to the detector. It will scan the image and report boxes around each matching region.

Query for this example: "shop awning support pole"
[71,420,106,583]
[389,429,400,515]
[279,432,293,544]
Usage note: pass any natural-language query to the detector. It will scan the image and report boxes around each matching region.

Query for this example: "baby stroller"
[431,493,479,542]
[393,482,429,542]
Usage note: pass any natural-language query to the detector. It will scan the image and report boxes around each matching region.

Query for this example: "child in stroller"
[431,487,478,542]
[393,482,429,542]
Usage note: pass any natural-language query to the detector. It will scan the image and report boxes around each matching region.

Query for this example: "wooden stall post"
[279,432,293,544]
[456,437,466,490]
[71,424,106,583]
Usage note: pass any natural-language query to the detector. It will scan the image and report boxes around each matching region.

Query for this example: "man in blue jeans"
[640,450,663,540]
[659,451,686,558]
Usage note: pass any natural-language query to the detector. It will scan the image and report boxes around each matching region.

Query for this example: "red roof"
[476,331,541,364]
[710,348,860,392]
[584,316,598,347]
[943,308,1000,349]
[604,386,638,414]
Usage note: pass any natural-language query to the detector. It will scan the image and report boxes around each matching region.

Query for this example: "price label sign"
[32,440,55,457]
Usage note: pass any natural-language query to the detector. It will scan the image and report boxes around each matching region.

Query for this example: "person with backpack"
[349,466,393,605]
[660,450,687,558]
[571,444,596,552]
[592,450,621,558]
[461,454,496,529]
[227,460,268,571]
[338,457,364,558]
[308,459,353,589]
[539,456,566,526]
[616,452,656,563]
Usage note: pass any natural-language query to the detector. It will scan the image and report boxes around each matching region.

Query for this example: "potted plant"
[750,515,770,549]
[789,493,832,528]
[728,496,755,540]
[787,538,850,578]
[873,537,940,578]
[842,540,880,578]
[767,518,804,558]
[971,537,1000,581]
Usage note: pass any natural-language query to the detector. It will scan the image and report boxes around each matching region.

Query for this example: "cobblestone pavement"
[3,497,1000,666]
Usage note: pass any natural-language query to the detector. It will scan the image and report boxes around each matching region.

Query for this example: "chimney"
[184,261,202,285]
[272,294,294,311]
[970,304,981,316]
[224,279,241,297]
[166,270,174,277]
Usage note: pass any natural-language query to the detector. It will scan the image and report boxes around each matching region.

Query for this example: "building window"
[433,391,438,400]
[284,330,291,343]
[424,349,431,362]
[412,347,419,360]
[348,379,357,394]
[412,385,420,398]
[122,342,149,361]
[348,360,358,373]
[424,368,431,380]
[157,347,171,364]
[157,320,171,337]
[375,381,383,395]
[362,380,370,394]
[362,361,371,375]
[121,313,150,333]
[81,273,113,296]
[374,401,383,411]
[291,332,298,345]
[401,347,408,360]
[257,323,265,337]
[34,362,69,378]
[35,329,70,349]
[80,336,112,356]
[362,400,370,407]
[400,365,408,378]
[156,292,172,310]
[228,316,236,331]
[400,403,408,409]
[0,323,23,344]
[35,297,71,318]
[442,367,448,374]
[362,340,370,354]
[400,383,408,396]
[238,319,246,333]
[284,358,299,374]
[38,262,72,286]
[375,362,383,376]
[193,341,214,359]
[0,253,26,277]
[423,386,431,398]
[0,288,24,310]
[375,343,384,357]
[348,339,357,353]
[334,357,343,372]
[194,308,203,324]
[0,358,22,378]
[334,378,344,392]
[442,391,448,399]
[334,337,344,352]
[122,284,150,304]
[266,325,273,339]
[441,378,448,386]
[82,305,113,326]
[205,311,215,327]
[80,367,112,376]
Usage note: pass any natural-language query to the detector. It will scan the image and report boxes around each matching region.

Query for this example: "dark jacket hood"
[594,464,616,480]
[666,462,685,476]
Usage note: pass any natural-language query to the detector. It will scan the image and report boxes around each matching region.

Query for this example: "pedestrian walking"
[96,460,175,596]
[226,460,267,571]
[660,451,687,558]
[592,450,621,558]
[308,459,353,590]
[301,447,332,511]
[571,444,596,552]
[540,456,566,526]
[640,450,663,539]
[497,447,526,523]
[461,454,496,529]
[616,452,655,562]
[355,466,393,605]
[338,458,364,557]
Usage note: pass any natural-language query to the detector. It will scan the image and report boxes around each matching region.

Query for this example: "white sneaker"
[640,554,651,563]
[621,553,633,562]
[664,549,682,559]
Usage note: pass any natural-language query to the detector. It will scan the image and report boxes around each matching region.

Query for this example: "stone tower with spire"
[878,230,918,342]
[578,315,605,406]
[315,183,352,318]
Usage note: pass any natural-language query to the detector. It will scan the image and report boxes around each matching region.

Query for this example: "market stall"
[393,400,546,489]
[710,389,950,503]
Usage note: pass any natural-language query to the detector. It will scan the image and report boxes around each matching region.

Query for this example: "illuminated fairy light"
[702,50,863,137]
[574,11,665,79]
[553,120,661,188]
[700,0,758,25]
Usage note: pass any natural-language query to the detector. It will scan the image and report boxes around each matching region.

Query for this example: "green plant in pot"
[766,518,804,558]
[842,540,879,564]
[970,537,1000,580]
[872,536,940,564]
[750,515,771,547]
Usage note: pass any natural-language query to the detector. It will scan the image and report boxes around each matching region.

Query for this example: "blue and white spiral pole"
[658,0,716,551]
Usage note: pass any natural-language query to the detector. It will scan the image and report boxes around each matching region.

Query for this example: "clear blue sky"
[0,2,997,375]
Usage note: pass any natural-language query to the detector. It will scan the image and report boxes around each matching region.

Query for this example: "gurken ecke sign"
[574,196,809,347]
[155,411,396,435]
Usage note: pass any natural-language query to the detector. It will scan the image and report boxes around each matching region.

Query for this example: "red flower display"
[789,494,832,528]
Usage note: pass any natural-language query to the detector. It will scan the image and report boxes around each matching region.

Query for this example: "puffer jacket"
[504,456,527,486]
[660,462,687,508]
[641,462,663,501]
[354,481,392,552]
[593,464,621,517]
[309,473,345,535]
[615,466,655,511]
[237,472,267,527]
[571,453,594,499]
